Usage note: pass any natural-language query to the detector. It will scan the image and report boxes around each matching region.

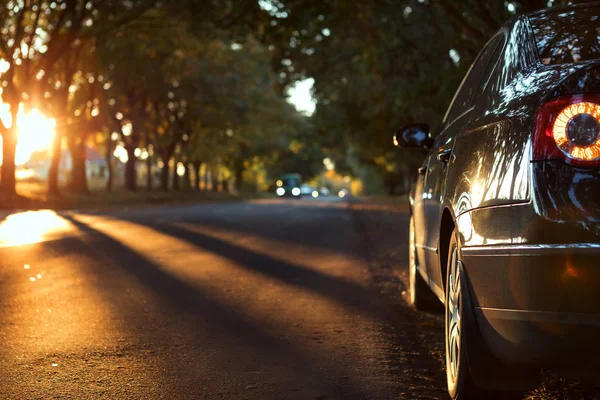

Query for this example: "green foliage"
[258,0,574,188]
[90,5,312,190]
[0,0,573,195]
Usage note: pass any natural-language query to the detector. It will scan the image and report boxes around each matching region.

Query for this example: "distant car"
[299,184,320,198]
[276,173,302,197]
[395,4,600,399]
[299,184,314,196]
[319,187,330,196]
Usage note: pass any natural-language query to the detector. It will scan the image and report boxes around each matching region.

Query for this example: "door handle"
[418,166,427,175]
[437,148,453,163]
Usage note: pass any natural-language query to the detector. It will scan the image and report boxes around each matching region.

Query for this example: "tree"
[257,0,575,192]
[0,0,156,197]
[96,9,180,191]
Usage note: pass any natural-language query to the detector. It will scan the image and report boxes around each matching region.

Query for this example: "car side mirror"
[393,124,433,150]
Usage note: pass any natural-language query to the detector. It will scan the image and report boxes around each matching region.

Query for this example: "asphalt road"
[3,197,600,400]
[0,196,455,399]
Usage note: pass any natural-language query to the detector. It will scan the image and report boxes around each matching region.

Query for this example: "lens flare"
[552,102,600,161]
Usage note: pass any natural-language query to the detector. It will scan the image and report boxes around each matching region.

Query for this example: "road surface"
[0,197,595,399]
[0,197,449,399]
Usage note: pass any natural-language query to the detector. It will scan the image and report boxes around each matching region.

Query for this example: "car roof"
[525,1,600,18]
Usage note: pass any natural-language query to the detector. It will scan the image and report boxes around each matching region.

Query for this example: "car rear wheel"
[445,232,478,399]
[445,230,534,399]
[409,216,440,311]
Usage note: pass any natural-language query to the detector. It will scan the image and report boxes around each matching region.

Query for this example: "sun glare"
[0,210,73,247]
[0,105,56,166]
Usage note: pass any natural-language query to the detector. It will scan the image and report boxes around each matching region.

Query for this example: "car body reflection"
[395,3,600,398]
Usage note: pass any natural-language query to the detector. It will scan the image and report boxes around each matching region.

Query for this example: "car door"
[412,155,430,281]
[420,33,506,297]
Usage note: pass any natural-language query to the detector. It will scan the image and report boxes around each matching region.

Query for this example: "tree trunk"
[146,155,152,191]
[0,127,18,197]
[48,90,69,196]
[160,155,169,191]
[203,165,210,191]
[106,145,113,192]
[172,160,180,190]
[211,165,219,192]
[48,132,63,196]
[184,163,192,189]
[68,138,89,194]
[234,157,244,193]
[124,146,137,192]
[193,162,202,190]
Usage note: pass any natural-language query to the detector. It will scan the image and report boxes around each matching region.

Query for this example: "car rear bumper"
[462,243,600,365]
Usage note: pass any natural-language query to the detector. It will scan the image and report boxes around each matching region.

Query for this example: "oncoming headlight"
[276,187,285,196]
[291,187,301,196]
[552,102,600,161]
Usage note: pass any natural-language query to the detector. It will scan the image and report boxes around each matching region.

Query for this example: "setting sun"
[0,104,55,166]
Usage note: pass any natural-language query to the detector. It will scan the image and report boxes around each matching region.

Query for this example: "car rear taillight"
[533,95,600,167]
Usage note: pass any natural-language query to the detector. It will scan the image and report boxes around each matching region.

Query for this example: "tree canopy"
[0,0,579,197]
[258,0,577,189]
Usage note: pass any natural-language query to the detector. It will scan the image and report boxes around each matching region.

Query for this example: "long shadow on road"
[59,215,375,399]
[56,205,449,399]
[102,200,405,260]
[139,220,383,320]
[133,212,448,399]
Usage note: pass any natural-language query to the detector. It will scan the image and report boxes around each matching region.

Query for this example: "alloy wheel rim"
[446,247,461,384]
[409,218,416,302]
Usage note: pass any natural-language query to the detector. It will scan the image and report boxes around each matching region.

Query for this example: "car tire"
[409,216,440,312]
[445,230,536,399]
[445,230,482,399]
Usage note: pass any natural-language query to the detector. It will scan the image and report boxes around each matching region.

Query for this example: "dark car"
[276,173,302,198]
[394,4,600,399]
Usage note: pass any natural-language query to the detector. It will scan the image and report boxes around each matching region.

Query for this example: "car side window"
[496,19,537,90]
[480,33,507,96]
[443,33,505,125]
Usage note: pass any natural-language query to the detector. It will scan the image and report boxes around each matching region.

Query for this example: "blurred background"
[0,0,568,205]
